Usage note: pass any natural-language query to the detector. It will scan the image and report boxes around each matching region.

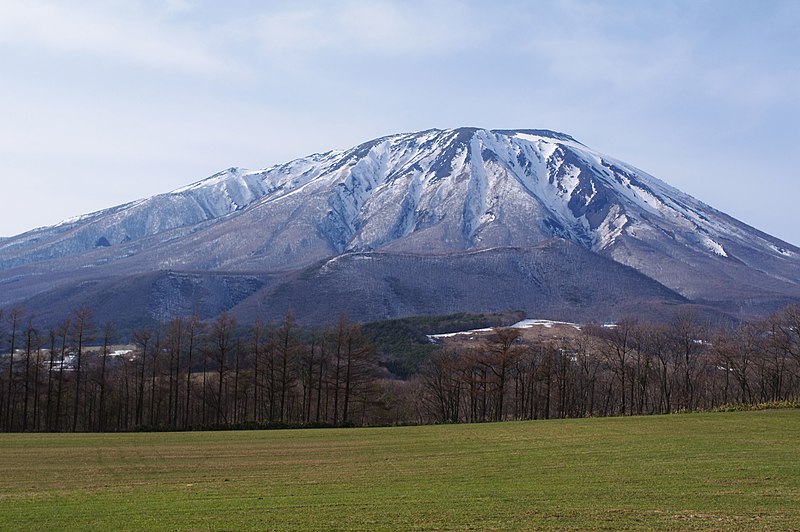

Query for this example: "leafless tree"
[70,307,94,432]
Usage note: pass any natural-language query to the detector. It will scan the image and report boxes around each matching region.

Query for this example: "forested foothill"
[0,305,798,432]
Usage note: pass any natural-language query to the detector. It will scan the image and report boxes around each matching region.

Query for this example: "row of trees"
[419,308,800,423]
[0,310,382,432]
[1,305,798,432]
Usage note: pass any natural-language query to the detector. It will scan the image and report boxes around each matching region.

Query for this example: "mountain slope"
[1,127,798,324]
[17,240,696,332]
[232,239,693,325]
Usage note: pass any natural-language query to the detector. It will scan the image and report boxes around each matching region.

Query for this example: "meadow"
[1,410,798,530]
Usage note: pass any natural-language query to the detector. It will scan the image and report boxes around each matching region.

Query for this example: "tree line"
[0,305,798,432]
[0,310,382,432]
[418,308,800,423]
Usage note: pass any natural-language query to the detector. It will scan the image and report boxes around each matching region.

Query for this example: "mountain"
[1,127,798,328]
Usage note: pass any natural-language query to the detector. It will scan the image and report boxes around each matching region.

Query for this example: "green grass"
[1,410,799,530]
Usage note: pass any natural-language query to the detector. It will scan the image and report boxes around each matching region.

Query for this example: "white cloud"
[517,0,800,112]
[0,0,241,76]
[254,0,481,58]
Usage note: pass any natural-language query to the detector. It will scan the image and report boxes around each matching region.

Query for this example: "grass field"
[1,410,798,530]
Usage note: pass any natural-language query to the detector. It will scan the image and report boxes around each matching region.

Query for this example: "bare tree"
[474,328,523,421]
[4,307,23,431]
[70,307,94,432]
[667,310,708,411]
[133,328,152,427]
[97,322,116,431]
[420,349,462,423]
[329,316,347,426]
[341,322,377,425]
[591,320,636,416]
[275,312,299,423]
[53,319,70,432]
[573,328,600,417]
[211,313,236,425]
[713,323,758,404]
[164,318,183,429]
[183,315,202,429]
[21,318,37,431]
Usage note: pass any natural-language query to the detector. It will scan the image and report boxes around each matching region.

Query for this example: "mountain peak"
[492,128,582,144]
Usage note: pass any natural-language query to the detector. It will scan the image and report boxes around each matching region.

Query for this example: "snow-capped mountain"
[1,127,798,327]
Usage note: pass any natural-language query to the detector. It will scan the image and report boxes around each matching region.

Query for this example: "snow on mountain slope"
[0,127,798,316]
[0,153,339,268]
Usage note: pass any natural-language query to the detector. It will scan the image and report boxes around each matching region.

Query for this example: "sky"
[1,0,798,245]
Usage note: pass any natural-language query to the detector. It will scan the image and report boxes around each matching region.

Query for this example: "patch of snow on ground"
[427,327,495,341]
[427,319,582,342]
[703,237,728,257]
[318,254,346,274]
[771,244,795,257]
[513,133,570,157]
[595,205,628,249]
[629,184,665,213]
[510,319,581,330]
[556,164,582,198]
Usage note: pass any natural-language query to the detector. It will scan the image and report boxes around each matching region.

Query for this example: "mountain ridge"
[1,127,798,327]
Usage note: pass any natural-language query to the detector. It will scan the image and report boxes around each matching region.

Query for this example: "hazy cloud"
[253,0,482,58]
[0,0,240,76]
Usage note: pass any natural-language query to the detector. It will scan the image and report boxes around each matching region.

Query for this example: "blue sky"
[1,0,798,245]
